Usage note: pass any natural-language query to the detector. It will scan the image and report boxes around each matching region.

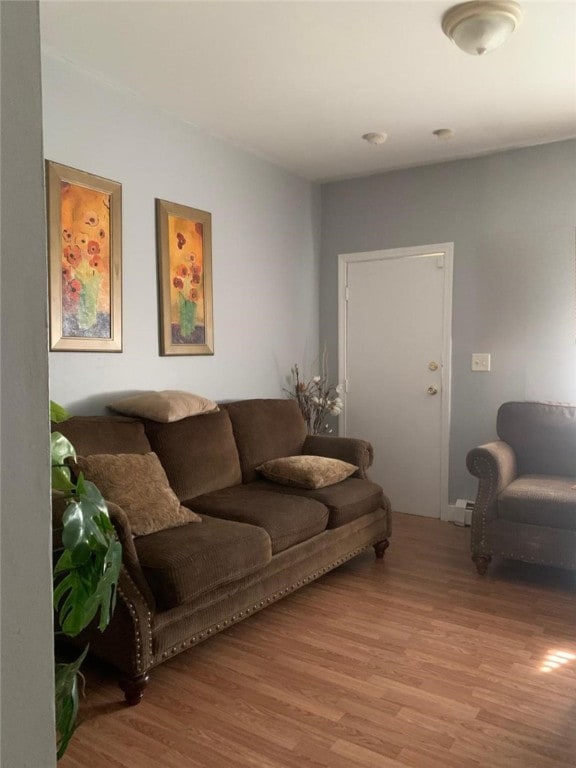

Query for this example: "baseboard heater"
[449,498,475,526]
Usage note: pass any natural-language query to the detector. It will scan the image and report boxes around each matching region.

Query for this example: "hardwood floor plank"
[59,512,576,768]
[330,738,407,767]
[399,743,482,768]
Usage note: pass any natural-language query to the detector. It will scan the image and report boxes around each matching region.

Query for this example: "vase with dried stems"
[285,352,343,435]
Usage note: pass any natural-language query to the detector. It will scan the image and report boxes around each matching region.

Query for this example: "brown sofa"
[54,398,391,704]
[467,401,576,575]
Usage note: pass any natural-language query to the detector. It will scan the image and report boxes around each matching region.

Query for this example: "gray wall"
[321,140,576,502]
[42,54,320,413]
[1,2,56,765]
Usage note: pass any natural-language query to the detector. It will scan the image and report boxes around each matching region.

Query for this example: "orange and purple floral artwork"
[168,214,205,344]
[60,182,111,338]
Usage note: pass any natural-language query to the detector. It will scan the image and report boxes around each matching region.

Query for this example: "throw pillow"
[108,390,219,423]
[257,455,357,490]
[74,452,201,537]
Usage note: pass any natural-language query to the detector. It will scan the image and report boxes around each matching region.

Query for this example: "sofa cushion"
[257,455,357,489]
[108,390,218,422]
[188,485,329,554]
[53,415,151,456]
[498,474,576,531]
[144,409,242,501]
[224,399,307,482]
[75,452,201,537]
[134,515,272,609]
[250,477,386,529]
[497,402,576,477]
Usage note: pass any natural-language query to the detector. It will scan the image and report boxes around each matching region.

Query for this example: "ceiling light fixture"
[362,132,387,145]
[442,1,523,56]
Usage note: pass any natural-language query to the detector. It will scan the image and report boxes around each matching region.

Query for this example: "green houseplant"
[51,401,122,759]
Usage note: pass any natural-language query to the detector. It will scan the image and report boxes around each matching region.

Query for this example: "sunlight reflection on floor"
[540,649,576,672]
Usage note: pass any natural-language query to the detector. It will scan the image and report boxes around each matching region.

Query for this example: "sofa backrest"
[223,399,307,482]
[144,409,242,501]
[497,401,576,477]
[53,415,152,455]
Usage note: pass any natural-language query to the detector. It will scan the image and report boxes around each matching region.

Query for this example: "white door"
[340,244,452,518]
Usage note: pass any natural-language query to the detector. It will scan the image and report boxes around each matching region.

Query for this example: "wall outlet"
[471,353,491,371]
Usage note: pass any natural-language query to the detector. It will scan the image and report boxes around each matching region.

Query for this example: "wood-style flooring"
[60,512,576,768]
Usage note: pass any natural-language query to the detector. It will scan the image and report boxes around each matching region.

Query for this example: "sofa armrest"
[52,492,156,612]
[105,501,157,611]
[302,435,374,479]
[466,440,517,556]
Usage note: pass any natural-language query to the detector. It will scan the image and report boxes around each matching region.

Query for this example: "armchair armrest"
[303,434,373,479]
[466,440,517,493]
[466,440,517,557]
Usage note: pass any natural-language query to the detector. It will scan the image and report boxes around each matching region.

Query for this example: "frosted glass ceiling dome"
[442,1,523,56]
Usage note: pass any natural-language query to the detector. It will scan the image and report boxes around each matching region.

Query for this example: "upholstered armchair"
[467,401,576,575]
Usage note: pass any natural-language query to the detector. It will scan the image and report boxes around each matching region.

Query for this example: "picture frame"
[46,161,122,352]
[156,198,214,356]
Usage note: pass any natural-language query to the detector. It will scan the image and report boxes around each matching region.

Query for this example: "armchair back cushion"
[224,399,307,482]
[497,402,576,477]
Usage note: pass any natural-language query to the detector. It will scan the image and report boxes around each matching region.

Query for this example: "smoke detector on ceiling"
[362,132,388,145]
[433,128,455,140]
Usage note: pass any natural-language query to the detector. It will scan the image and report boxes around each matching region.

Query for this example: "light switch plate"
[472,353,491,372]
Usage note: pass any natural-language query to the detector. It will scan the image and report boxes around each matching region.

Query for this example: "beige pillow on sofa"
[257,455,357,490]
[108,390,218,423]
[75,452,201,537]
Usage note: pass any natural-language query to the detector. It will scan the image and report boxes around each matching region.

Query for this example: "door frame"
[338,243,454,521]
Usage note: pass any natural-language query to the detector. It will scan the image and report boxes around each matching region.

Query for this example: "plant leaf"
[50,400,71,424]
[52,464,75,492]
[55,646,88,759]
[56,569,100,636]
[54,499,121,636]
[53,548,73,576]
[93,539,122,630]
[70,541,92,567]
[51,432,77,466]
[61,501,85,550]
[76,476,107,515]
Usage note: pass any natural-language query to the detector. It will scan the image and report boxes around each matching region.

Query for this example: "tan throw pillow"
[257,455,357,490]
[108,390,219,423]
[75,452,201,537]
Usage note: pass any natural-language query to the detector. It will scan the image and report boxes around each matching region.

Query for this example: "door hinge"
[344,378,349,393]
[436,254,445,269]
[345,285,350,302]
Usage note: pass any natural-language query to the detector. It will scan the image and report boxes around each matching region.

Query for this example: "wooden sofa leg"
[374,539,390,559]
[472,554,492,576]
[119,673,150,706]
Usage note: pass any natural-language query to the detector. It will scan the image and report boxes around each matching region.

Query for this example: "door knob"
[428,361,439,371]
[427,385,438,395]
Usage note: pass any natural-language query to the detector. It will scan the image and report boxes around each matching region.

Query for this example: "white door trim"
[338,243,454,521]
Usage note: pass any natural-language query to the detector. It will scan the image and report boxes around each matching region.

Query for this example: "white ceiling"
[40,1,576,182]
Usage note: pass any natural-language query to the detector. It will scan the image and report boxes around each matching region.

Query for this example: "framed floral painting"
[156,199,214,356]
[46,161,122,351]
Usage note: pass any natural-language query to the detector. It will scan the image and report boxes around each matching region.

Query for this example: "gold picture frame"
[156,198,214,356]
[46,161,122,352]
